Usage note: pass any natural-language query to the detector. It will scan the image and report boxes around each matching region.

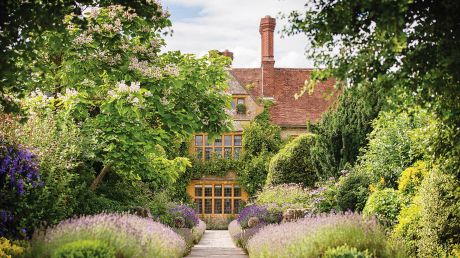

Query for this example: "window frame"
[193,133,243,160]
[192,182,244,216]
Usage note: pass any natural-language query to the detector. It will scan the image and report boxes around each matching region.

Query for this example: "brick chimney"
[260,15,276,97]
[220,49,234,61]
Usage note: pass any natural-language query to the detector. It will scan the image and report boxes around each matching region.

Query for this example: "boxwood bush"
[267,134,321,187]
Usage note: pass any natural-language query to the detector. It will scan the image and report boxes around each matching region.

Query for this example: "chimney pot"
[220,49,234,61]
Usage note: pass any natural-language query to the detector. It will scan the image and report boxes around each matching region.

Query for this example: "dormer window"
[232,96,247,114]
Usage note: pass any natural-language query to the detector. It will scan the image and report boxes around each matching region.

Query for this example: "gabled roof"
[230,68,339,127]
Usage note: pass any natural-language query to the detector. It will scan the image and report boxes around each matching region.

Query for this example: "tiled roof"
[229,68,339,127]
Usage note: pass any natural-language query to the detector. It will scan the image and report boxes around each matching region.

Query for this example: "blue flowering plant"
[0,140,42,237]
[168,204,200,229]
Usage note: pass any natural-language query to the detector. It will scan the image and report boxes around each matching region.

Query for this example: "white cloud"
[162,0,314,68]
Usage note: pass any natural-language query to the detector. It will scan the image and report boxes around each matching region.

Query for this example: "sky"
[162,0,314,68]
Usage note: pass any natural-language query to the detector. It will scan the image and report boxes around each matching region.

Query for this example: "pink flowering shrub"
[247,213,407,258]
[27,213,186,258]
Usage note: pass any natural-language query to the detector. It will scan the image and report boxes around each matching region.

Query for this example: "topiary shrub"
[363,188,401,227]
[335,170,372,212]
[52,240,115,258]
[267,134,320,187]
[324,244,371,258]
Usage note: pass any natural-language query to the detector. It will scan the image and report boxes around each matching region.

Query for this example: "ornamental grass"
[26,213,186,258]
[247,212,407,258]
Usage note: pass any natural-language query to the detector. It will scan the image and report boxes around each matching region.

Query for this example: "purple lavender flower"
[247,212,393,257]
[33,213,186,258]
[169,204,199,228]
[237,205,281,229]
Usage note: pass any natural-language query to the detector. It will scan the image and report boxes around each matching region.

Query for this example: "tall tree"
[0,0,170,111]
[287,0,459,254]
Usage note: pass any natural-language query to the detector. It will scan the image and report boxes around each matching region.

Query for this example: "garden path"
[186,230,248,258]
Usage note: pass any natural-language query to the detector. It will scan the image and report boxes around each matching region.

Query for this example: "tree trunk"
[90,163,113,191]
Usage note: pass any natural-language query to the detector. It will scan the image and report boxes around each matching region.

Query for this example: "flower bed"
[192,220,206,244]
[27,213,186,258]
[247,213,406,258]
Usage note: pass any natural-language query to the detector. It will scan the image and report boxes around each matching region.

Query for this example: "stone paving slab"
[186,230,248,258]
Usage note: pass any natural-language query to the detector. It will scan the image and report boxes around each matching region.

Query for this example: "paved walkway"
[186,230,248,258]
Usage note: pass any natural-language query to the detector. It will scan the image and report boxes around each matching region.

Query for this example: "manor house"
[187,15,339,218]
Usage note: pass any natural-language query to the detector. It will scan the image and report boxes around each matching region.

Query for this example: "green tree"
[286,1,459,252]
[311,85,385,174]
[19,5,232,190]
[0,0,170,111]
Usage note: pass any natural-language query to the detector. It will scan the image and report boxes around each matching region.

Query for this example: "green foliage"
[172,158,242,202]
[0,113,93,237]
[241,111,282,157]
[324,244,371,258]
[353,110,429,189]
[239,152,273,196]
[16,4,230,190]
[52,239,115,258]
[255,184,311,212]
[0,237,24,258]
[239,109,282,196]
[417,168,460,257]
[335,170,372,212]
[310,178,339,213]
[0,1,171,112]
[201,216,235,230]
[312,85,386,175]
[363,188,401,227]
[391,196,422,257]
[236,103,246,114]
[287,1,460,254]
[398,161,428,203]
[267,134,322,187]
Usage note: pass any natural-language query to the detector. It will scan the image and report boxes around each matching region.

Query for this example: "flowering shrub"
[168,204,199,229]
[255,184,311,213]
[28,213,186,258]
[237,205,281,229]
[0,141,42,237]
[247,213,406,258]
[229,220,264,250]
[0,143,41,196]
[309,177,339,213]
